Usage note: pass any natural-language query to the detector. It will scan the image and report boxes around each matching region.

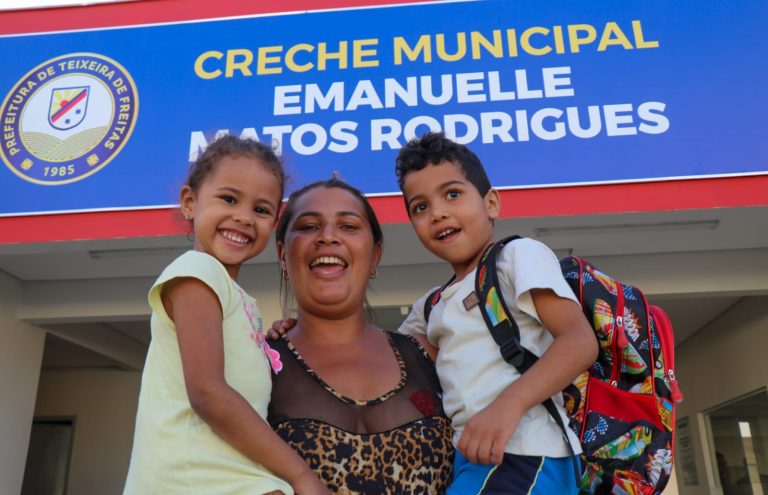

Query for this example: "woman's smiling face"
[278,186,381,318]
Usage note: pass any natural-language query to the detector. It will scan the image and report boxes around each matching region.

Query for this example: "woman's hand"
[268,318,297,339]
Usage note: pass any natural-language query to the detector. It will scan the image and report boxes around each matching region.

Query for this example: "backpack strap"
[474,236,582,485]
[474,236,530,368]
[423,275,455,323]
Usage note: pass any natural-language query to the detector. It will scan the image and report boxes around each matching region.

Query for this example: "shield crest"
[48,86,90,130]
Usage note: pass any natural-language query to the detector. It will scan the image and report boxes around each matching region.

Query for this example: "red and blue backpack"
[424,236,683,495]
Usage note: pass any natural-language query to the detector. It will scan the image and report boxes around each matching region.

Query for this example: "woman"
[268,178,453,494]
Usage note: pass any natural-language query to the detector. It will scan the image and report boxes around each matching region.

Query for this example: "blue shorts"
[448,451,580,495]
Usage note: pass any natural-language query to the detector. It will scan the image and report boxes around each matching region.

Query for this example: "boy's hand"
[456,391,522,465]
[267,318,297,339]
[457,289,597,466]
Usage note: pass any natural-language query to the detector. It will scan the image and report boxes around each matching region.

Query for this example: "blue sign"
[1,0,766,216]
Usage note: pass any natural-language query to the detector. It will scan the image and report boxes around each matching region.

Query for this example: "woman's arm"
[412,334,439,361]
[165,278,329,495]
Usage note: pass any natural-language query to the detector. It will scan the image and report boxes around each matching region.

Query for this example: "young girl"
[123,135,329,495]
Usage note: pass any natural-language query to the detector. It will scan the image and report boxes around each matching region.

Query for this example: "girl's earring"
[282,268,289,280]
[184,213,194,241]
[369,269,377,279]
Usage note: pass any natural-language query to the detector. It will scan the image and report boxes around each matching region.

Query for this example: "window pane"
[709,391,768,495]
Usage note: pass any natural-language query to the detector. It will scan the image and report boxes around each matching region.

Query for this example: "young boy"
[396,132,598,494]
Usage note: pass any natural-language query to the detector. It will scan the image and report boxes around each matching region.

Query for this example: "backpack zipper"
[610,280,627,387]
[650,305,683,403]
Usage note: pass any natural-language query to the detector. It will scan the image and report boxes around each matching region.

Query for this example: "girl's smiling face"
[181,155,281,279]
[278,186,381,319]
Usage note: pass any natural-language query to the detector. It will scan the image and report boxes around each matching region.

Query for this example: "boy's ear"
[179,185,195,220]
[485,188,501,220]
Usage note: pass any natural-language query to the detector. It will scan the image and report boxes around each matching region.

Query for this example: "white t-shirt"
[399,238,582,458]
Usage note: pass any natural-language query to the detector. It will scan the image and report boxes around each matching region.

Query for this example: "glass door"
[708,390,768,495]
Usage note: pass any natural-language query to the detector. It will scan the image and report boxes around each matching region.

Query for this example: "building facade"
[1,1,767,494]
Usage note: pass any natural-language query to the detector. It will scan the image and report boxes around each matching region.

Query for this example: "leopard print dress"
[268,332,453,494]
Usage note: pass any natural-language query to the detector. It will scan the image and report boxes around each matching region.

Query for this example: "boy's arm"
[456,288,597,465]
[396,291,439,360]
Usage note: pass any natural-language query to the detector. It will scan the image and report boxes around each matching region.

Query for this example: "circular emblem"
[0,53,139,185]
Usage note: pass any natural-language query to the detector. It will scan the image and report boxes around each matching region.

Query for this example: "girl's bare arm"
[165,278,329,495]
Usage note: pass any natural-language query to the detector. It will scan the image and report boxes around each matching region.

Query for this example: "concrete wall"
[0,270,45,495]
[33,369,141,495]
[674,296,768,495]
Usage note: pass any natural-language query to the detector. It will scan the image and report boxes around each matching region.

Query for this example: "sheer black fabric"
[268,332,453,494]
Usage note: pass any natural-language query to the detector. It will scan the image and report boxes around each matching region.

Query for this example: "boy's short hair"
[395,132,491,196]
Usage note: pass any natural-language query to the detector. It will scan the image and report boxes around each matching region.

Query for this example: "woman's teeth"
[310,256,346,268]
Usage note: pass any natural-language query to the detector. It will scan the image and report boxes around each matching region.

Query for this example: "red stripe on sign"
[1,176,766,245]
[0,209,186,244]
[0,0,432,35]
[50,89,87,123]
[497,175,768,218]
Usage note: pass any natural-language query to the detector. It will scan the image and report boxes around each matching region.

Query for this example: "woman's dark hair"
[276,177,383,246]
[185,134,285,200]
[275,177,384,319]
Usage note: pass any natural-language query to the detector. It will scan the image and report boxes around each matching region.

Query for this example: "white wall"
[33,369,141,495]
[0,270,45,495]
[674,296,768,495]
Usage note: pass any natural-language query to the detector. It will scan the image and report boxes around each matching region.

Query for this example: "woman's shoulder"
[269,334,305,383]
[388,331,418,349]
[270,334,291,353]
[388,332,435,364]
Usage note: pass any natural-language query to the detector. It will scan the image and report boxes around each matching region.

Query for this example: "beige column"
[0,270,45,495]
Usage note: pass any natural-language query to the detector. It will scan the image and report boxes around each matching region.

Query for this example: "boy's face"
[402,161,500,280]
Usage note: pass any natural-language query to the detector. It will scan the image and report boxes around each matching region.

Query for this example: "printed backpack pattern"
[425,237,683,495]
[558,256,682,494]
